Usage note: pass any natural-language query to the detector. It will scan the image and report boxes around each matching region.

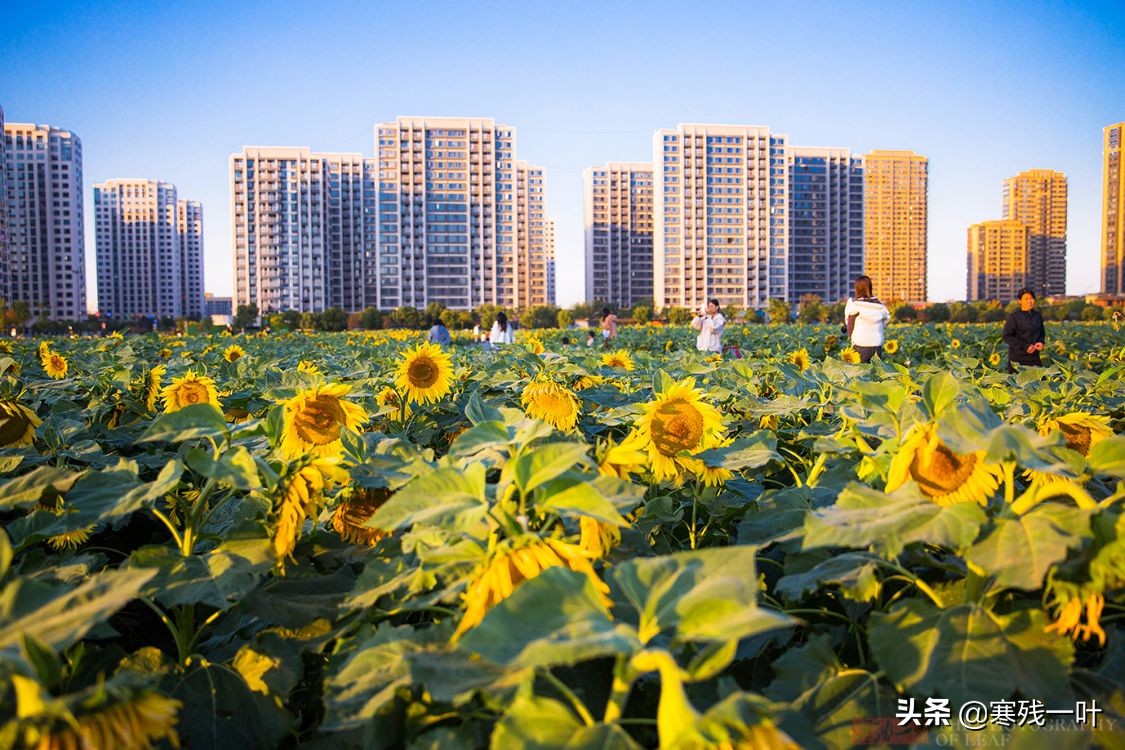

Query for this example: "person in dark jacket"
[1002,287,1045,372]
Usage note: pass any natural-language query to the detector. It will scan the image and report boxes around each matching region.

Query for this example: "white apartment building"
[654,124,788,312]
[545,218,557,306]
[583,162,654,308]
[177,199,205,319]
[3,120,86,320]
[786,147,865,304]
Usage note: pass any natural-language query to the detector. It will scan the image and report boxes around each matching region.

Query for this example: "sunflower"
[1044,592,1106,645]
[1027,412,1117,484]
[574,373,608,391]
[635,378,725,484]
[144,365,166,412]
[951,338,962,349]
[158,347,172,359]
[279,383,368,459]
[840,347,861,364]
[787,348,811,371]
[664,340,675,353]
[883,339,899,355]
[272,458,348,561]
[47,524,96,551]
[375,386,411,419]
[579,516,621,559]
[825,334,839,350]
[223,344,246,362]
[297,359,321,375]
[453,537,610,640]
[679,435,735,487]
[161,370,221,413]
[759,414,779,430]
[37,340,51,360]
[885,422,1002,506]
[524,335,545,355]
[0,399,40,447]
[395,342,454,404]
[521,378,580,431]
[332,486,392,546]
[601,349,636,370]
[38,691,182,750]
[989,352,1002,367]
[43,352,68,379]
[597,430,649,478]
[0,341,11,354]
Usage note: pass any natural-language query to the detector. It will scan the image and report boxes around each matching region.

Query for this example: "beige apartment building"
[967,219,1030,301]
[1103,123,1124,295]
[583,162,654,308]
[1003,168,1067,297]
[177,199,205,319]
[654,124,789,312]
[3,120,86,320]
[863,150,928,304]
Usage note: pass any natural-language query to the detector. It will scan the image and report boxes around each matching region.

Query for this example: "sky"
[2,0,1122,309]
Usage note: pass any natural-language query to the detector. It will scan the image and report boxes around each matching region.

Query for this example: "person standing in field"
[692,298,725,353]
[600,308,618,347]
[1002,287,1045,373]
[489,311,514,346]
[845,275,890,363]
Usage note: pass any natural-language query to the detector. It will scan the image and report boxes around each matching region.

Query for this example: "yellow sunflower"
[574,374,609,391]
[453,537,610,640]
[664,340,675,353]
[272,458,348,560]
[161,370,221,413]
[989,352,1002,367]
[635,378,725,484]
[332,486,393,546]
[951,338,962,349]
[524,335,545,355]
[37,340,51,360]
[678,435,735,487]
[37,691,182,750]
[597,430,649,478]
[144,365,166,412]
[825,334,839,350]
[1045,592,1106,645]
[840,347,861,364]
[223,344,246,362]
[279,383,368,459]
[883,339,899,355]
[0,399,40,447]
[395,342,454,404]
[787,348,811,371]
[375,386,411,419]
[48,525,96,551]
[43,352,69,379]
[521,378,581,431]
[885,422,1002,506]
[158,347,173,359]
[579,516,621,559]
[0,341,11,353]
[601,349,636,371]
[297,360,321,375]
[1028,412,1117,484]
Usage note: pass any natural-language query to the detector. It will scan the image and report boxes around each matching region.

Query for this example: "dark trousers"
[856,345,882,363]
[1007,351,1042,373]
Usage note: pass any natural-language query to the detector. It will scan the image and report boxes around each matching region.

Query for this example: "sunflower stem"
[149,506,183,550]
[1002,461,1017,507]
[806,453,828,488]
[602,654,636,724]
[1011,482,1098,515]
[541,669,595,727]
[883,561,945,609]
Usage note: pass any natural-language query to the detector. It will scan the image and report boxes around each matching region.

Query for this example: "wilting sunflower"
[885,422,1002,506]
[144,365,166,412]
[272,458,348,560]
[524,335,545,355]
[0,399,40,447]
[989,351,1002,367]
[37,690,182,750]
[43,351,69,379]
[636,378,725,484]
[222,344,246,362]
[597,430,649,478]
[883,339,899,355]
[453,537,610,639]
[332,486,392,546]
[48,524,96,551]
[161,370,220,413]
[395,342,454,404]
[1045,591,1106,645]
[601,349,636,371]
[279,383,368,459]
[1028,412,1117,484]
[521,378,580,431]
[0,341,11,354]
[840,347,861,364]
[787,348,811,371]
[579,516,621,559]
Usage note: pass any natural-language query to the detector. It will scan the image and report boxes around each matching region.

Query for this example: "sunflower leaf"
[695,432,779,470]
[186,446,261,490]
[966,504,1091,591]
[920,371,961,420]
[775,551,882,603]
[370,463,487,530]
[138,403,230,443]
[512,442,594,495]
[491,694,584,750]
[0,465,82,510]
[537,476,629,526]
[1088,435,1125,479]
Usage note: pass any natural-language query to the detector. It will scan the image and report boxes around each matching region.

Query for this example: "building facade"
[967,219,1030,302]
[514,161,549,308]
[1103,123,1124,295]
[786,147,865,304]
[0,106,7,304]
[178,200,205,319]
[654,124,788,311]
[3,121,86,320]
[583,162,654,308]
[545,218,556,306]
[863,150,928,304]
[1003,168,1067,297]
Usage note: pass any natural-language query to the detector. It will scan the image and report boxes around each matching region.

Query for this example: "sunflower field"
[1,322,1123,749]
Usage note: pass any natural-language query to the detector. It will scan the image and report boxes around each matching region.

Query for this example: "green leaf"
[491,694,583,750]
[778,671,896,750]
[406,649,510,704]
[736,487,818,547]
[561,724,643,750]
[370,463,487,530]
[868,599,1075,706]
[512,443,594,495]
[966,504,1091,591]
[460,567,639,669]
[448,420,511,457]
[130,538,274,610]
[921,371,960,419]
[138,403,229,442]
[165,662,292,750]
[684,639,738,681]
[537,477,628,526]
[186,446,261,490]
[0,466,82,510]
[776,552,882,603]
[765,634,843,702]
[20,633,63,688]
[802,483,987,557]
[0,528,11,582]
[695,431,779,470]
[465,392,503,425]
[1088,435,1125,479]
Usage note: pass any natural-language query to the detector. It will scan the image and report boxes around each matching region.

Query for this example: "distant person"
[560,335,571,346]
[586,332,596,347]
[472,322,482,341]
[692,298,726,353]
[1002,287,1045,373]
[429,320,452,346]
[601,307,618,346]
[845,275,890,363]
[489,311,514,346]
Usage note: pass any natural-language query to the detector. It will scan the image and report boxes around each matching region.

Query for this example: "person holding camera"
[845,275,889,363]
[691,299,725,353]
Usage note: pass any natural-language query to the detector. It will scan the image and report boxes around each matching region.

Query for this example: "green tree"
[557,309,574,329]
[233,304,258,329]
[519,305,559,329]
[359,307,383,330]
[893,304,918,322]
[318,307,348,331]
[797,295,824,324]
[666,306,692,325]
[439,308,461,329]
[767,298,790,325]
[632,304,652,324]
[299,311,317,330]
[267,313,284,330]
[922,303,950,323]
[390,306,423,329]
[424,302,447,326]
[475,304,501,330]
[1081,305,1103,321]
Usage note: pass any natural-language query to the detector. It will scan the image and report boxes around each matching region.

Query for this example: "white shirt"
[489,321,514,345]
[691,312,725,353]
[845,298,889,347]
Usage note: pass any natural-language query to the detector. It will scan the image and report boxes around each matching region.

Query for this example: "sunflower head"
[601,349,636,371]
[883,339,899,355]
[48,524,96,551]
[597,430,649,478]
[40,690,183,750]
[825,334,839,350]
[0,399,40,447]
[579,516,621,559]
[272,458,348,561]
[521,377,581,431]
[223,344,246,362]
[279,383,368,459]
[297,360,321,375]
[332,487,393,546]
[1039,413,1115,457]
[43,352,68,379]
[951,338,962,349]
[161,370,221,413]
[0,341,11,354]
[524,335,545,355]
[787,348,811,371]
[840,347,861,364]
[144,365,166,412]
[886,423,1001,506]
[395,342,454,404]
[37,340,51,360]
[989,352,1002,367]
[636,378,725,484]
[1044,591,1106,645]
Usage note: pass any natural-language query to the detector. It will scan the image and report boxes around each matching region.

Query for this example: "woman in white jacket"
[691,299,725,353]
[844,275,890,363]
[489,311,514,346]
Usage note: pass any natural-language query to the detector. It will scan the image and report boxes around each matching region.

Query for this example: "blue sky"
[2,0,1122,308]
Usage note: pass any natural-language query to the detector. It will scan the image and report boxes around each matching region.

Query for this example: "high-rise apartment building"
[863,150,928,304]
[1003,169,1067,297]
[1102,123,1124,295]
[786,147,865,304]
[3,121,86,320]
[584,162,654,308]
[231,147,377,314]
[654,124,788,311]
[374,117,547,310]
[967,219,1029,302]
[0,106,7,305]
[178,200,205,319]
[545,218,556,306]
